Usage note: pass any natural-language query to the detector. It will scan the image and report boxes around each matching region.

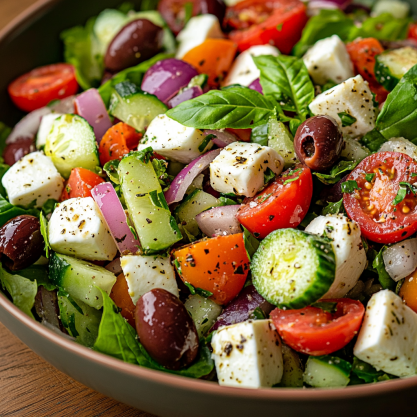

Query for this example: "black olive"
[294,115,344,172]
[3,137,35,166]
[0,215,44,270]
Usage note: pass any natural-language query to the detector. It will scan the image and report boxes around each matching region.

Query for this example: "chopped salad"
[3,0,417,389]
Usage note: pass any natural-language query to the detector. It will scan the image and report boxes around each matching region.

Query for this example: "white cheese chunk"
[223,45,280,87]
[210,142,284,197]
[309,75,376,138]
[306,214,366,298]
[303,35,354,85]
[212,319,283,388]
[2,152,64,208]
[373,0,410,19]
[48,197,117,261]
[139,114,212,164]
[36,113,63,149]
[379,137,417,161]
[176,14,224,59]
[120,255,179,305]
[354,290,417,377]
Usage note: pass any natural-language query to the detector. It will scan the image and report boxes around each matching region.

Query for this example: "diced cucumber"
[375,47,417,91]
[251,229,336,309]
[185,294,222,338]
[276,344,304,387]
[174,189,221,239]
[109,81,168,131]
[303,355,352,388]
[49,253,116,310]
[93,9,128,54]
[44,114,100,179]
[341,138,370,162]
[119,150,182,253]
[267,118,298,169]
[58,291,102,347]
[372,0,410,19]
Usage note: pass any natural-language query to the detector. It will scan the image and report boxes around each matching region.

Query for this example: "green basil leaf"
[372,246,396,290]
[264,167,276,184]
[243,227,260,260]
[315,160,358,185]
[103,159,120,184]
[392,184,407,206]
[322,199,344,216]
[338,112,357,127]
[253,55,314,121]
[151,158,173,192]
[365,173,375,182]
[341,180,360,193]
[166,87,275,129]
[360,128,387,152]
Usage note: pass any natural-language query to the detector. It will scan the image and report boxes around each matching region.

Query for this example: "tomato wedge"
[344,152,417,244]
[8,63,78,112]
[173,233,250,305]
[60,167,105,200]
[271,299,365,356]
[110,273,136,327]
[225,0,308,53]
[99,122,143,166]
[236,164,313,239]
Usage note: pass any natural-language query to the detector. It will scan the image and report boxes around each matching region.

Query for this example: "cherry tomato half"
[225,0,308,53]
[8,63,78,112]
[408,23,417,41]
[236,164,313,239]
[344,152,417,244]
[60,167,105,201]
[271,299,365,356]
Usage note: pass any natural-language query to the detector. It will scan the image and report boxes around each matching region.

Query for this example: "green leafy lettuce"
[372,246,396,291]
[0,195,40,228]
[315,160,358,185]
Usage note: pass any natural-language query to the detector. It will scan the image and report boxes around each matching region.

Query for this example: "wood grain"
[0,2,154,415]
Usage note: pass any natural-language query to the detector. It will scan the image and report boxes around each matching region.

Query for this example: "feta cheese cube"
[210,142,284,197]
[120,255,179,305]
[303,35,354,85]
[2,152,64,208]
[139,114,212,164]
[48,197,117,261]
[212,319,283,388]
[309,75,376,138]
[176,14,224,59]
[354,290,417,377]
[306,214,366,298]
[223,45,280,87]
[36,113,63,149]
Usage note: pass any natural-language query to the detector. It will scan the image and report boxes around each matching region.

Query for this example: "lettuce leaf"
[0,195,40,228]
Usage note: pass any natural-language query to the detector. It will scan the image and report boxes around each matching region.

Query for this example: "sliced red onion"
[204,129,238,148]
[105,257,123,276]
[248,78,262,94]
[168,86,203,108]
[383,238,417,282]
[74,89,112,143]
[141,58,199,104]
[91,182,140,255]
[6,96,75,144]
[164,149,221,205]
[196,205,241,237]
[211,285,273,331]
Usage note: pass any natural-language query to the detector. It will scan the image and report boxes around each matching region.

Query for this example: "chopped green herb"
[341,180,360,193]
[311,301,338,313]
[257,193,273,203]
[338,112,357,127]
[283,176,300,185]
[264,167,276,184]
[276,23,283,31]
[411,173,417,177]
[250,307,266,320]
[174,259,182,275]
[392,184,407,206]
[184,281,213,298]
[365,173,375,182]
[198,134,214,153]
[40,212,50,258]
[399,181,417,195]
[184,2,193,25]
[322,199,344,216]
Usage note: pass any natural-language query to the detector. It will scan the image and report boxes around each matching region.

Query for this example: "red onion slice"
[105,257,123,276]
[204,129,238,148]
[74,89,112,143]
[141,58,199,104]
[164,149,221,205]
[168,86,203,108]
[248,78,263,95]
[91,182,140,255]
[196,205,241,237]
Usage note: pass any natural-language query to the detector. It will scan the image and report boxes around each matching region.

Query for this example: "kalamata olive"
[294,115,343,172]
[3,137,35,166]
[0,215,44,270]
[136,288,199,370]
[105,19,164,73]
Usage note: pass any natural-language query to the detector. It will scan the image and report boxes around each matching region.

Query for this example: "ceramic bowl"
[1,1,417,416]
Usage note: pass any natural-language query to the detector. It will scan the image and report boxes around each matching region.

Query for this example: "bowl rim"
[1,0,417,404]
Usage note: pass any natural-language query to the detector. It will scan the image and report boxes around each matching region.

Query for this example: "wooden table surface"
[0,2,154,416]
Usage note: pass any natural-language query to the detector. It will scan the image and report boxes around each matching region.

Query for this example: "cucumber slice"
[119,151,182,252]
[341,138,370,162]
[277,344,304,387]
[303,355,351,388]
[185,294,222,338]
[44,114,100,179]
[94,9,128,54]
[58,291,102,347]
[375,47,417,91]
[109,81,168,131]
[49,253,116,310]
[174,189,221,239]
[267,118,298,169]
[251,229,335,309]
